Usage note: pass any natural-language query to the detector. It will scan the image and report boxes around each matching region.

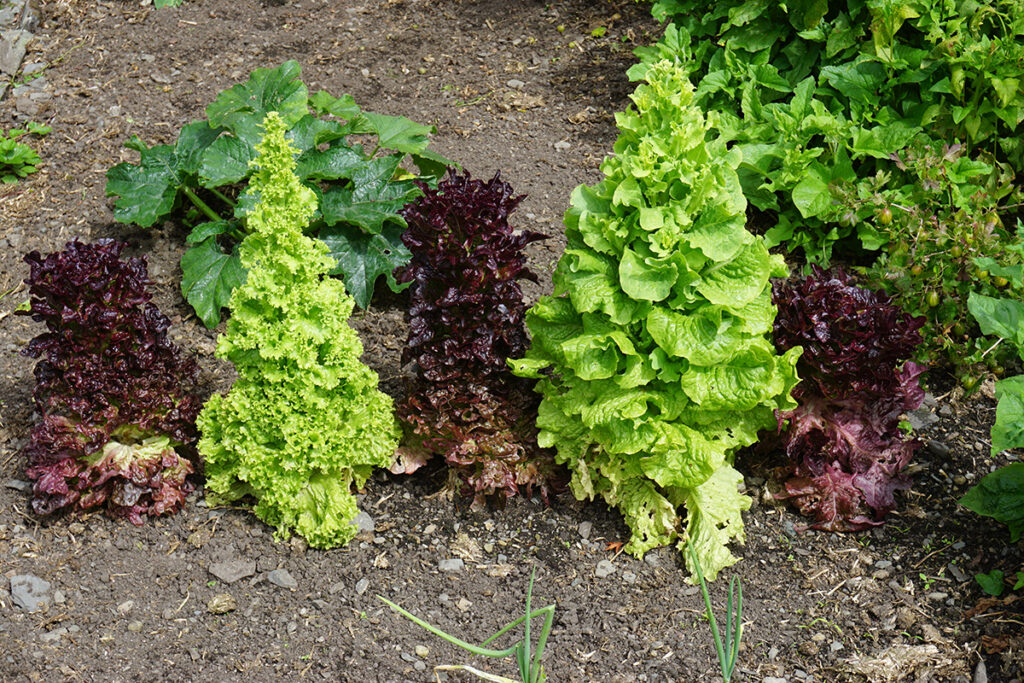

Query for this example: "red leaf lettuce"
[394,170,561,506]
[18,239,200,524]
[771,267,926,531]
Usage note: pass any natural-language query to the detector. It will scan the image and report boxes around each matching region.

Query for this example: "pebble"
[10,574,51,612]
[926,440,950,457]
[907,408,938,431]
[553,140,571,152]
[927,592,949,602]
[329,582,345,595]
[874,560,892,569]
[267,569,298,590]
[764,678,788,683]
[438,559,464,572]
[578,521,592,539]
[456,598,472,612]
[117,600,134,615]
[975,661,988,683]
[595,560,616,578]
[127,621,143,633]
[355,578,369,595]
[52,590,65,605]
[830,640,844,652]
[207,593,237,614]
[352,511,375,541]
[622,572,637,584]
[39,627,67,643]
[507,78,525,89]
[415,645,429,658]
[209,559,256,584]
[4,479,31,492]
[948,563,968,582]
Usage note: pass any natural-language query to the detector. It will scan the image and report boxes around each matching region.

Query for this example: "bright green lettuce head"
[197,111,399,549]
[512,60,800,580]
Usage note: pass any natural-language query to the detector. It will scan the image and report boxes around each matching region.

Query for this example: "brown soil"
[1,1,1022,682]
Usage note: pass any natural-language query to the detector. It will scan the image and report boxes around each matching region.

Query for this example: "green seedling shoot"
[689,544,743,682]
[379,567,555,683]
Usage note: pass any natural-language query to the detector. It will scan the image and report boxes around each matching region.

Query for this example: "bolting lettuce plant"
[392,170,561,507]
[512,60,801,580]
[18,239,201,524]
[197,112,400,549]
[771,267,926,531]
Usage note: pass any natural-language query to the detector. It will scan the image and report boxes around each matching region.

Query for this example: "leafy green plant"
[633,1,1024,264]
[959,270,1024,543]
[196,112,399,549]
[379,568,555,683]
[846,143,1024,382]
[512,59,800,580]
[688,544,742,683]
[1,122,50,184]
[973,569,1024,596]
[105,60,452,327]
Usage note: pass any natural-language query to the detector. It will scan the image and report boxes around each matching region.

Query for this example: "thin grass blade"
[378,596,518,658]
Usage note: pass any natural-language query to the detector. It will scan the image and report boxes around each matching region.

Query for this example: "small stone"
[764,678,788,683]
[352,511,375,541]
[117,600,134,615]
[595,560,616,579]
[874,560,892,569]
[553,141,570,152]
[456,598,472,612]
[39,627,67,643]
[10,575,51,612]
[267,569,298,590]
[328,582,345,595]
[507,79,525,89]
[67,523,86,535]
[52,590,65,605]
[767,647,779,661]
[830,640,844,652]
[622,572,637,584]
[355,578,369,595]
[926,440,950,457]
[907,408,938,431]
[207,593,237,614]
[953,475,967,486]
[209,559,256,584]
[415,645,429,658]
[948,563,968,583]
[926,591,949,602]
[360,68,370,78]
[483,542,494,553]
[578,521,592,539]
[414,661,426,672]
[438,559,464,572]
[4,479,31,492]
[162,609,175,620]
[974,660,988,683]
[127,621,144,633]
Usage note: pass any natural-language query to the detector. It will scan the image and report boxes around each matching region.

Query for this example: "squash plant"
[512,60,800,580]
[197,112,399,549]
[106,61,452,326]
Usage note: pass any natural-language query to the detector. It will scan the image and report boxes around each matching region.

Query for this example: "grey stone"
[974,661,988,683]
[577,521,592,539]
[209,559,256,584]
[355,578,369,595]
[438,558,464,572]
[4,479,31,491]
[39,627,67,643]
[0,28,31,76]
[10,574,51,612]
[267,569,298,590]
[117,600,134,615]
[622,571,637,584]
[907,407,938,431]
[507,78,525,89]
[52,590,65,605]
[553,140,570,152]
[595,560,616,579]
[127,621,143,633]
[926,439,950,457]
[948,563,968,583]
[830,640,844,652]
[352,511,375,541]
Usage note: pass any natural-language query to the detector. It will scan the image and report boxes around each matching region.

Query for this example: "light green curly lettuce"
[512,60,800,580]
[197,111,399,549]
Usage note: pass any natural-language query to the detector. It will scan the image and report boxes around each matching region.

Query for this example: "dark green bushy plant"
[106,61,452,326]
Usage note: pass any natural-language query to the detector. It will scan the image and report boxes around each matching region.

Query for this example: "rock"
[907,407,938,431]
[948,563,968,583]
[974,660,988,683]
[126,621,143,633]
[577,521,592,539]
[763,678,788,683]
[507,79,525,89]
[352,511,375,541]
[456,598,472,612]
[267,569,298,590]
[438,559,464,572]
[39,627,67,643]
[595,560,616,579]
[209,559,256,584]
[67,522,85,535]
[355,578,369,595]
[117,600,134,615]
[4,479,31,491]
[415,645,429,658]
[328,582,345,595]
[0,28,32,76]
[553,140,571,152]
[830,640,844,652]
[926,439,950,457]
[52,590,65,605]
[207,593,237,614]
[10,574,51,612]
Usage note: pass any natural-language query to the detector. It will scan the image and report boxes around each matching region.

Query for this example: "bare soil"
[1,1,1022,682]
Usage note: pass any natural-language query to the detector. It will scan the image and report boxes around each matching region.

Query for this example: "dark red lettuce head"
[17,239,200,524]
[395,170,561,505]
[771,268,926,531]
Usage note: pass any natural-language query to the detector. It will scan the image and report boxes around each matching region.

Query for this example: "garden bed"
[1,1,1022,681]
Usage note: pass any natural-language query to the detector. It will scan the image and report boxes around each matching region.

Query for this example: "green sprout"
[379,567,555,683]
[689,544,743,683]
